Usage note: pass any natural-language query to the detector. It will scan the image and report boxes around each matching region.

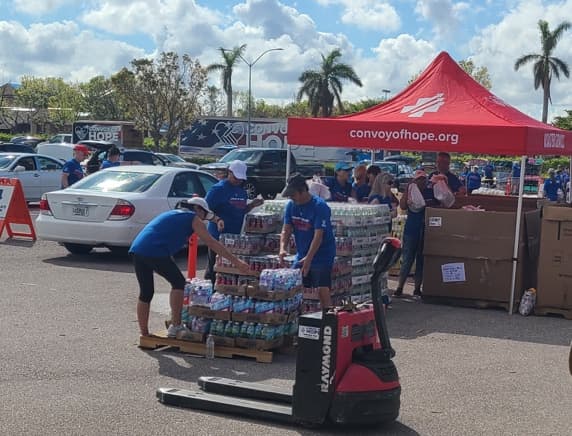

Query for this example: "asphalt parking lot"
[1,219,571,435]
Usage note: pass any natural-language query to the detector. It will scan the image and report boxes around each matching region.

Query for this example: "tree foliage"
[111,52,208,148]
[553,109,572,130]
[297,48,363,117]
[207,45,246,117]
[80,76,126,120]
[514,19,571,123]
[408,59,493,89]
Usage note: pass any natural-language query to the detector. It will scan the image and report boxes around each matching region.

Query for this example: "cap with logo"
[228,160,247,180]
[177,197,214,220]
[73,144,90,154]
[413,169,428,180]
[281,173,308,197]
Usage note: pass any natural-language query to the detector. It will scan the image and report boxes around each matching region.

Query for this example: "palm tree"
[207,44,246,117]
[514,19,571,123]
[297,49,363,117]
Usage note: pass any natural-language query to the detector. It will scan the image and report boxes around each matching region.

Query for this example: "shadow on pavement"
[42,246,209,274]
[386,297,570,347]
[0,238,36,248]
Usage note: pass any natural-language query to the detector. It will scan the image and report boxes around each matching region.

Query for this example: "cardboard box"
[188,306,232,320]
[536,206,572,309]
[211,335,235,347]
[213,284,247,297]
[453,194,539,212]
[246,285,301,301]
[231,312,289,325]
[423,207,540,302]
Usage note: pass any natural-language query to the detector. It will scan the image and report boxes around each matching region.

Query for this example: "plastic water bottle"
[206,334,215,359]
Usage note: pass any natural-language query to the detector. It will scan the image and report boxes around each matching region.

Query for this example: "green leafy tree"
[80,76,126,120]
[408,59,493,89]
[47,80,83,130]
[553,109,572,130]
[514,19,571,123]
[297,49,363,117]
[342,98,384,115]
[207,44,246,117]
[111,52,208,148]
[202,85,225,116]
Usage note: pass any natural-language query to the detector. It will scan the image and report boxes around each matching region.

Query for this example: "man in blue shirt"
[61,144,89,188]
[130,197,250,338]
[543,168,562,201]
[466,166,482,193]
[279,173,336,309]
[325,162,353,202]
[204,160,263,283]
[428,152,465,195]
[351,163,370,201]
[101,146,122,169]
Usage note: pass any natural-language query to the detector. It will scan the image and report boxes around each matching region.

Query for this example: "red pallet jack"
[157,237,402,427]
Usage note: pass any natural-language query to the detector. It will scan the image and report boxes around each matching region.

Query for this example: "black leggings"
[133,254,186,303]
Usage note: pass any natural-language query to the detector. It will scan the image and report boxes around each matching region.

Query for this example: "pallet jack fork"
[157,237,403,427]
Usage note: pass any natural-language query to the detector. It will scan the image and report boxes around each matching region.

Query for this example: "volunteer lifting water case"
[157,237,402,427]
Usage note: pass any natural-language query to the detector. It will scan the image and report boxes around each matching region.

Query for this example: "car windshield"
[0,155,16,169]
[219,149,262,163]
[164,154,186,163]
[71,171,162,193]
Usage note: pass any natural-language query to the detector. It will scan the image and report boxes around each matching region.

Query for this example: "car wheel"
[109,246,130,256]
[63,243,93,255]
[244,181,258,199]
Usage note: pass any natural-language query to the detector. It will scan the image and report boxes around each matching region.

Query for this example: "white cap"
[179,197,214,220]
[228,160,247,180]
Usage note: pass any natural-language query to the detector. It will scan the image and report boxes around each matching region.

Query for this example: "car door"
[35,155,64,196]
[11,156,40,200]
[258,150,284,191]
[166,172,204,209]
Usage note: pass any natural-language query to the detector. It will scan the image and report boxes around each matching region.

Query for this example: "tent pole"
[371,149,375,163]
[569,157,572,203]
[286,143,292,183]
[509,155,527,315]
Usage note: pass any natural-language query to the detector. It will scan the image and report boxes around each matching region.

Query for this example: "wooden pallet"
[534,307,572,320]
[422,295,513,312]
[139,332,274,363]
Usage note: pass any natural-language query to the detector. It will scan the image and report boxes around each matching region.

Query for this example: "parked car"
[0,142,37,153]
[9,136,44,148]
[36,134,73,148]
[0,153,65,202]
[200,148,324,199]
[85,146,168,174]
[36,166,218,255]
[156,152,199,169]
[371,161,415,192]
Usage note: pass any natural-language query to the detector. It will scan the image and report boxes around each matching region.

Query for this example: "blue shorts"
[302,265,332,288]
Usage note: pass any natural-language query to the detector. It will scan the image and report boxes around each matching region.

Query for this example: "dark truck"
[200,147,324,199]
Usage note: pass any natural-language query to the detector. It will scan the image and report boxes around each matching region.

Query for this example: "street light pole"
[237,48,283,148]
[382,89,391,101]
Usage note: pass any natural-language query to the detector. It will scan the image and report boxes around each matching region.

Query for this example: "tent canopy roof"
[288,51,572,156]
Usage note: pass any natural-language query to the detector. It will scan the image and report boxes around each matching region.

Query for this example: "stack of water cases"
[330,203,392,303]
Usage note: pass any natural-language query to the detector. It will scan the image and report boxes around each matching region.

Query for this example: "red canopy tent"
[287,51,572,156]
[287,51,572,314]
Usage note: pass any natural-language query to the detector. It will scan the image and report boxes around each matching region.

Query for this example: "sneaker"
[167,324,190,338]
[393,288,404,298]
[413,289,423,297]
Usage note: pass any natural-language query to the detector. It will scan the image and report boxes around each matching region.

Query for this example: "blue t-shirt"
[466,172,482,190]
[484,164,494,178]
[325,177,352,202]
[352,182,371,202]
[429,171,463,193]
[403,188,434,237]
[543,178,561,201]
[205,179,248,239]
[101,160,120,169]
[62,159,84,188]
[512,164,521,178]
[284,195,336,268]
[368,194,393,210]
[130,210,196,257]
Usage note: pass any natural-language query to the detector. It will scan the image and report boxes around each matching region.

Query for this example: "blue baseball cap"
[335,162,353,172]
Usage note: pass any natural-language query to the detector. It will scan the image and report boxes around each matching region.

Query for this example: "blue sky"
[1,0,571,121]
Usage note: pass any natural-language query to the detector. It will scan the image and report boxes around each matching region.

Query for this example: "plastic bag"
[407,183,426,212]
[307,176,331,200]
[518,288,536,316]
[433,179,455,208]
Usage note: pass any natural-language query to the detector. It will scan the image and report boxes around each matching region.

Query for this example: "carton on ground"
[423,207,540,302]
[536,206,572,310]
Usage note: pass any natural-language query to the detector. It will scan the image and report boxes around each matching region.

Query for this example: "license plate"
[72,206,89,217]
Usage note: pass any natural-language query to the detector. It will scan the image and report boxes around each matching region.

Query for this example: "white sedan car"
[36,166,217,255]
[0,152,65,202]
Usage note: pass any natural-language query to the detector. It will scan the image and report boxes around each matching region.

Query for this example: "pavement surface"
[1,216,571,435]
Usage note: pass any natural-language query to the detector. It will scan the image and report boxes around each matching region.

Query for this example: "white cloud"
[469,0,572,121]
[311,0,401,32]
[12,0,72,15]
[415,0,470,38]
[0,20,145,82]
